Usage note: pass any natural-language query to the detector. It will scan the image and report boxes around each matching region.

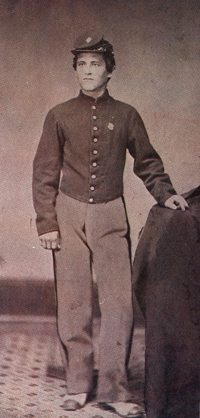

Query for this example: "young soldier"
[32,32,188,417]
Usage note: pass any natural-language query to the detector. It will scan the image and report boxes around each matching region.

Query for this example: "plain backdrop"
[1,0,200,280]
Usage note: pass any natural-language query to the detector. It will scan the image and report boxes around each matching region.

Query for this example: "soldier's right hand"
[39,231,60,250]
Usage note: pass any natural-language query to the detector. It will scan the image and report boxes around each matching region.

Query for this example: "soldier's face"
[76,52,110,93]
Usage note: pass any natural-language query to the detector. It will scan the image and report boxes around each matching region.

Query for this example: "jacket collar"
[78,89,109,103]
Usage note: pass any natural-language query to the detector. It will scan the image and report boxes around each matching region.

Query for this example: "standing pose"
[32,31,188,417]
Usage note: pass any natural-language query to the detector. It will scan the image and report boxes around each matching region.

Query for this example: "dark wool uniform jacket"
[32,89,176,236]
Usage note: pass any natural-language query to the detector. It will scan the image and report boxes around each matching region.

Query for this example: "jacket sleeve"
[32,110,64,236]
[127,109,177,206]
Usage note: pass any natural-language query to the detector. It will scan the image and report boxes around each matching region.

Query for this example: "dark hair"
[73,49,116,73]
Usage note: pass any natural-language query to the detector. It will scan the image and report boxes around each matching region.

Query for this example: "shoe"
[93,401,146,417]
[60,392,87,411]
[60,399,82,410]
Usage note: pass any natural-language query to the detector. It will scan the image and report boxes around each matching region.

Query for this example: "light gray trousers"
[53,192,134,402]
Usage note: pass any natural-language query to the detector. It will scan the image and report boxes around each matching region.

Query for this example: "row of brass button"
[89,105,98,202]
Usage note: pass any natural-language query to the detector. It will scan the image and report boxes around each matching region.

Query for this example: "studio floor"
[0,316,145,418]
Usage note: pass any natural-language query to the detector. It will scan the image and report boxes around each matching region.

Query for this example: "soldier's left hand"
[164,195,189,211]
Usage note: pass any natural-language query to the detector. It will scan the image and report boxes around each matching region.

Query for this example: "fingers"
[164,195,189,211]
[39,239,60,250]
[39,231,61,250]
[165,201,178,210]
[52,240,61,250]
[174,196,189,211]
[178,196,189,211]
[39,238,60,250]
[39,238,48,249]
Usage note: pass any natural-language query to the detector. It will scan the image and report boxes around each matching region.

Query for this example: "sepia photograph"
[1,0,200,417]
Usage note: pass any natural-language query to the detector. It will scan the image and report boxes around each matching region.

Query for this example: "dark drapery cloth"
[132,186,200,418]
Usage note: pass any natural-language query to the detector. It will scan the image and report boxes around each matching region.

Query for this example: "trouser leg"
[86,198,134,402]
[53,193,93,394]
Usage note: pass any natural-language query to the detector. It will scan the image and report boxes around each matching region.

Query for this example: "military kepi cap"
[71,31,114,55]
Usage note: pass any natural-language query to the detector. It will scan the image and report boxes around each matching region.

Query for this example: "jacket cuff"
[156,189,177,207]
[36,220,60,236]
